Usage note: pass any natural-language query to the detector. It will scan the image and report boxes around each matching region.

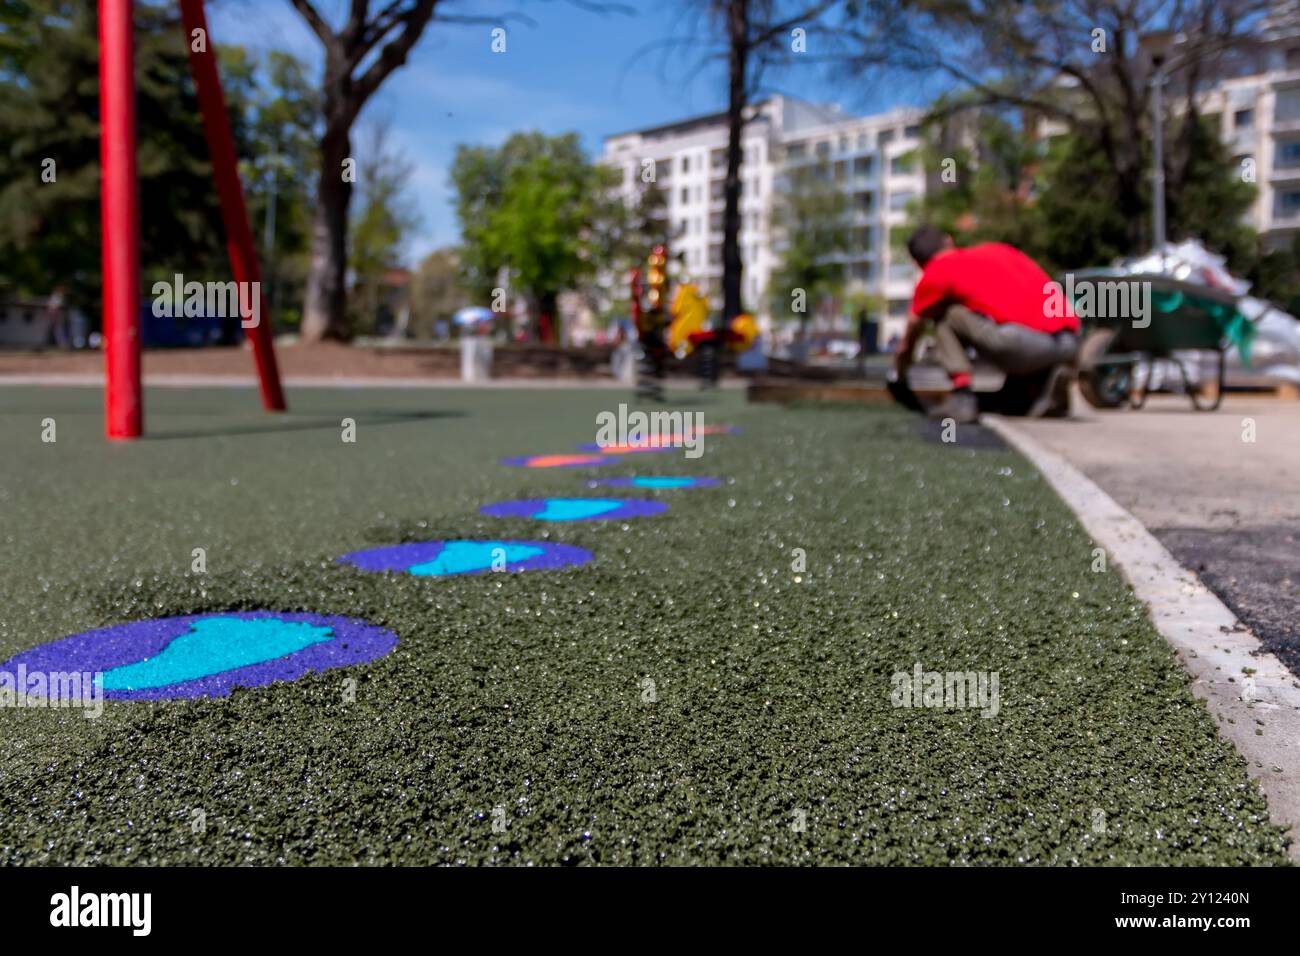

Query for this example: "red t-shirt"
[910,243,1079,334]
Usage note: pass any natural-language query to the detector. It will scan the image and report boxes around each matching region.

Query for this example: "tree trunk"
[722,0,748,325]
[302,127,353,341]
[538,289,559,343]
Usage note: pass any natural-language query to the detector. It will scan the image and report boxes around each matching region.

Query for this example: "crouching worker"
[893,226,1079,424]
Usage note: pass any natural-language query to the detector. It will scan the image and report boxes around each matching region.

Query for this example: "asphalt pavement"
[1012,392,1300,677]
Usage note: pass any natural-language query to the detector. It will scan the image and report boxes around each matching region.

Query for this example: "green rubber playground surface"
[0,384,1288,865]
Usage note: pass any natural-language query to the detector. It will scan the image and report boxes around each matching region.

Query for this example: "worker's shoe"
[927,388,979,425]
[1026,364,1072,418]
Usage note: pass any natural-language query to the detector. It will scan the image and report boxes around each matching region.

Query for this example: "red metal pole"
[629,268,643,333]
[99,0,142,439]
[179,0,286,411]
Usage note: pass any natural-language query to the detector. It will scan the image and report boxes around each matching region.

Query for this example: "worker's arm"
[896,265,945,378]
[892,314,926,378]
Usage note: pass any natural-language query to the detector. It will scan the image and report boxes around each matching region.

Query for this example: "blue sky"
[210,0,938,263]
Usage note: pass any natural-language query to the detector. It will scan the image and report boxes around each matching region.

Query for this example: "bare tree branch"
[352,0,438,121]
[288,0,334,47]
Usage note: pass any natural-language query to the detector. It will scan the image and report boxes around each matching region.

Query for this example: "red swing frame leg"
[98,0,286,441]
[100,0,142,439]
[179,0,285,412]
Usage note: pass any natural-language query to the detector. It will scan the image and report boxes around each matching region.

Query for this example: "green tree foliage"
[409,247,463,338]
[1248,233,1300,314]
[349,118,420,335]
[0,0,226,313]
[915,112,1047,260]
[450,131,617,339]
[597,175,669,325]
[0,1,318,330]
[608,176,669,276]
[767,164,851,321]
[847,0,1267,253]
[916,109,1258,280]
[219,46,320,328]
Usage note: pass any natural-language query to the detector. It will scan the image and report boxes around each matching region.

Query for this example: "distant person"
[894,226,1079,423]
[46,286,68,349]
[856,308,875,376]
[856,310,873,354]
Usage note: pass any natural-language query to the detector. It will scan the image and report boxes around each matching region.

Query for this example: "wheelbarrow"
[1065,271,1254,412]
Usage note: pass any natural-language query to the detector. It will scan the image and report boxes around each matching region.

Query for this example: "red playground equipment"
[98,0,286,440]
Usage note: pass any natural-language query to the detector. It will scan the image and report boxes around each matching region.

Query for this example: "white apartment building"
[1201,8,1300,247]
[602,95,926,344]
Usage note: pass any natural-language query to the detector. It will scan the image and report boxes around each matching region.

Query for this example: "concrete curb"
[985,414,1300,861]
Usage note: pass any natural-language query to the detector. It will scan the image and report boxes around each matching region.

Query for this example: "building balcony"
[1268,69,1300,91]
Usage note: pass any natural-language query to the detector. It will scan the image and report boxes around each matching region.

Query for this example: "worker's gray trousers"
[933,305,1079,377]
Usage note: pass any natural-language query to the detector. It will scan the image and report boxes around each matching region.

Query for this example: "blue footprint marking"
[407,540,543,576]
[101,616,335,692]
[534,498,624,521]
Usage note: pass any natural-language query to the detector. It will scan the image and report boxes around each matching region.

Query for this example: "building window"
[786,142,806,159]
[857,133,868,150]
[879,128,895,146]
[1278,142,1300,167]
[680,186,689,204]
[1287,47,1300,70]
[889,190,917,210]
[1279,89,1300,122]
[890,154,915,175]
[1277,190,1300,217]
[1234,108,1254,129]
[680,155,690,174]
[853,156,874,176]
[904,124,922,138]
[815,141,830,158]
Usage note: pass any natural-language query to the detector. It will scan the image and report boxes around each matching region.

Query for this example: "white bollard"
[460,336,493,381]
[611,341,639,384]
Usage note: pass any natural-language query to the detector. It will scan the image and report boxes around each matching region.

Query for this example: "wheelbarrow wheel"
[1077,327,1130,409]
